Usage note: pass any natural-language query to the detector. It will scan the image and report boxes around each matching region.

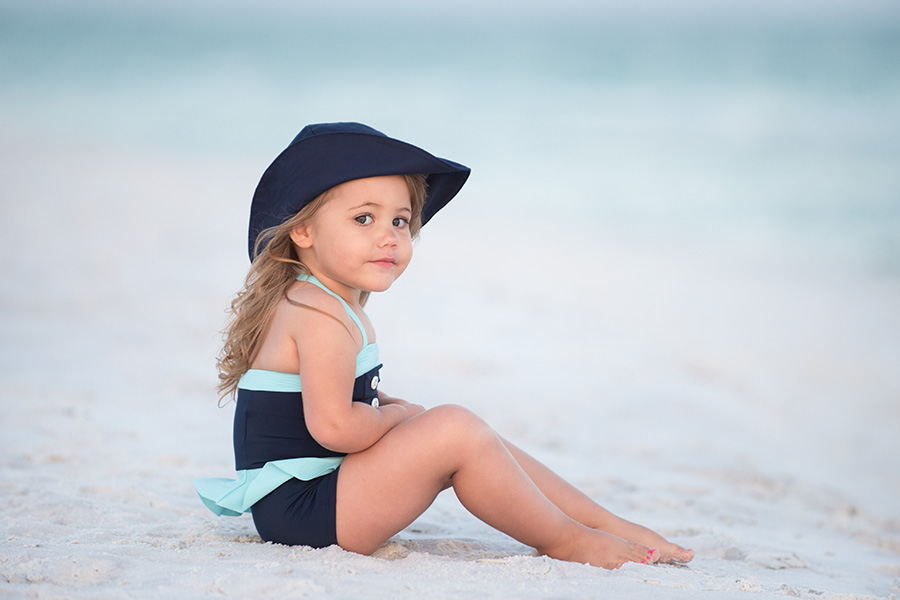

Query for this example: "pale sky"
[9,0,900,20]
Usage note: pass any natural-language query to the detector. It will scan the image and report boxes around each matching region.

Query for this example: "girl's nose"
[377,224,399,247]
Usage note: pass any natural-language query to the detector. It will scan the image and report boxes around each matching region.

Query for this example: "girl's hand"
[402,402,426,418]
[379,392,425,419]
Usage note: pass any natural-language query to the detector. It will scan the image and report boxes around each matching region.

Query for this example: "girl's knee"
[424,404,495,445]
[426,403,481,425]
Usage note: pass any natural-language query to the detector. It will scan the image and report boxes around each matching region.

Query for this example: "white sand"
[1,136,899,599]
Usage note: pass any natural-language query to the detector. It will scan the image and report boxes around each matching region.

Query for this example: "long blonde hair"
[217,174,427,402]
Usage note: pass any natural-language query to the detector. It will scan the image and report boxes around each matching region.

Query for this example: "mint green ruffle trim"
[193,456,343,517]
[237,370,302,392]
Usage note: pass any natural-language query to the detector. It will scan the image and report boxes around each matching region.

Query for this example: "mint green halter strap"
[296,273,368,346]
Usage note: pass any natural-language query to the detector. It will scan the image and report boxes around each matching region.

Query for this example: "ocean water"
[1,0,898,276]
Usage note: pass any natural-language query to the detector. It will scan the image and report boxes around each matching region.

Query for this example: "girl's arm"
[291,299,413,454]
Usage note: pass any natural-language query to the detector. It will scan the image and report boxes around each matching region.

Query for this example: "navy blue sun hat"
[247,122,471,260]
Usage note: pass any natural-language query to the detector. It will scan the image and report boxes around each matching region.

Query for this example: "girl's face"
[291,175,414,302]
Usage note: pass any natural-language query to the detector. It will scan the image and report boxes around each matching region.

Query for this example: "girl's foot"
[592,513,694,564]
[548,528,658,570]
[656,542,694,564]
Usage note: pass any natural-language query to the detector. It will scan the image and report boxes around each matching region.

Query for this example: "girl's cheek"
[396,247,413,275]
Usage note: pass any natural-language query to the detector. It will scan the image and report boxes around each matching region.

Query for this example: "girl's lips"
[371,258,396,266]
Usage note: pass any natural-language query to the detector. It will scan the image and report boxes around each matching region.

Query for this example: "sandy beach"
[2,2,900,597]
[1,133,898,598]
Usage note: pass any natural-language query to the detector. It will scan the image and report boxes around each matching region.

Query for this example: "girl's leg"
[500,438,694,564]
[335,404,655,569]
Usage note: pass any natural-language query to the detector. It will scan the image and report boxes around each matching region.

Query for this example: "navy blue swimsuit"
[245,364,381,547]
[194,274,382,548]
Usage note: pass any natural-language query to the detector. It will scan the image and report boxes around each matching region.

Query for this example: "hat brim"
[248,126,470,260]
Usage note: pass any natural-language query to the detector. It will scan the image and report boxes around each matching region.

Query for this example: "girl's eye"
[393,217,409,229]
[355,214,374,225]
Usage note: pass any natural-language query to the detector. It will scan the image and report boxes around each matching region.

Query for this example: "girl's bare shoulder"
[277,280,360,345]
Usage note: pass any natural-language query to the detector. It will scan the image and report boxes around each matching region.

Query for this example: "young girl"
[194,122,694,570]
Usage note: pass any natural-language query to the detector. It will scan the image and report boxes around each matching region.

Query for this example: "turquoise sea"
[1,0,899,275]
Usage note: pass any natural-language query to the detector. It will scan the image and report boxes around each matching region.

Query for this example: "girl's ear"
[290,222,313,249]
